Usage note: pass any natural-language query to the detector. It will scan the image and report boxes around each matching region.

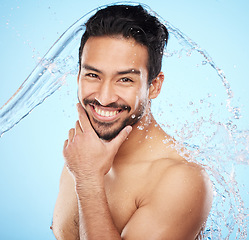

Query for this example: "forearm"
[63,104,132,239]
[76,178,121,240]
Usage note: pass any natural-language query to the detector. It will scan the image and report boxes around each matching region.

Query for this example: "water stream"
[0,3,248,239]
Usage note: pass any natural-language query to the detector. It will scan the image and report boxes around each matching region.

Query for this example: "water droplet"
[233,107,241,119]
[137,125,144,130]
[1,7,248,239]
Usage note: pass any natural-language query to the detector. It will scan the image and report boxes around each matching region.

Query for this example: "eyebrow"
[82,64,141,76]
[117,69,141,75]
[82,64,102,74]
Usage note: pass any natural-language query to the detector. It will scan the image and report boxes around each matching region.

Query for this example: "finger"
[110,126,132,152]
[77,103,94,133]
[63,139,68,150]
[68,128,75,142]
[75,120,83,135]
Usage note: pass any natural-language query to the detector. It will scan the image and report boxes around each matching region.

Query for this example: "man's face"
[78,35,150,140]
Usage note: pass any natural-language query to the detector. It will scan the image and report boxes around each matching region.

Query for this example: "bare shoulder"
[162,158,212,191]
[149,158,213,212]
[127,158,213,239]
[122,157,213,239]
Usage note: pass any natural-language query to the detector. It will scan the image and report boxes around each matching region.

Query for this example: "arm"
[63,103,131,239]
[76,176,121,239]
[121,164,213,240]
[52,165,80,240]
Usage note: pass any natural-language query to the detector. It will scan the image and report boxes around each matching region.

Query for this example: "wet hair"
[79,4,169,85]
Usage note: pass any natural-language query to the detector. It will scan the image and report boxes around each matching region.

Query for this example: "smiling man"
[52,4,213,240]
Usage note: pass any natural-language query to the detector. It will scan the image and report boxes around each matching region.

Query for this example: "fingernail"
[126,126,132,134]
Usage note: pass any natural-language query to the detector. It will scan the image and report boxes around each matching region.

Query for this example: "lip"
[89,104,124,122]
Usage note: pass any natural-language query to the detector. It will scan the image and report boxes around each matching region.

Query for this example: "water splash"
[0,2,248,239]
[0,7,88,136]
[152,7,249,238]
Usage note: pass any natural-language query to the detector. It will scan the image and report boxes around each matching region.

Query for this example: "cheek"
[134,87,150,110]
[78,81,94,99]
[134,95,140,109]
[129,89,148,110]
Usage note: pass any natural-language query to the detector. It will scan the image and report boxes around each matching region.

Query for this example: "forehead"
[81,36,148,73]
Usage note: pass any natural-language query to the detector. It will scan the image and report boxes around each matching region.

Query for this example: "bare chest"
[104,174,140,233]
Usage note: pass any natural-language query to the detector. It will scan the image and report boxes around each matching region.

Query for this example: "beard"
[81,98,147,140]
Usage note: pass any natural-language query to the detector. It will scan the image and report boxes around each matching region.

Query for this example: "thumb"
[110,126,132,152]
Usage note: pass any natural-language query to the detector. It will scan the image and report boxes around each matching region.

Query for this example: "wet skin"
[77,35,151,140]
[52,35,213,240]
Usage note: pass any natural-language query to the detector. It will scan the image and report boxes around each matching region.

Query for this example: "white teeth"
[94,107,118,117]
[95,108,101,115]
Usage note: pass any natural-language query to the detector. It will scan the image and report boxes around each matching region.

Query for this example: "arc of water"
[0,13,89,137]
[0,2,236,137]
[0,2,248,239]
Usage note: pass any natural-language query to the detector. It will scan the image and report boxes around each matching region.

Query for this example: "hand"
[63,103,132,184]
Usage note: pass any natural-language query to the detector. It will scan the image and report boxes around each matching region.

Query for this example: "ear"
[148,72,164,99]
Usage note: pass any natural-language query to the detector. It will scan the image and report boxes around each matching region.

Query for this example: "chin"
[93,122,127,141]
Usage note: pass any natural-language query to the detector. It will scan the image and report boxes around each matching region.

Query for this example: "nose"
[95,81,118,106]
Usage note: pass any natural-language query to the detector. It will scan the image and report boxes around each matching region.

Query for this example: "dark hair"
[79,4,169,84]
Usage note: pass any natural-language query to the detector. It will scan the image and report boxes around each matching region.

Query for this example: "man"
[52,4,213,240]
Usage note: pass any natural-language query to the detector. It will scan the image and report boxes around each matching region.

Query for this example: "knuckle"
[74,134,81,142]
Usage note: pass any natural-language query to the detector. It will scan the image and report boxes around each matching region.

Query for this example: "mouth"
[89,104,124,122]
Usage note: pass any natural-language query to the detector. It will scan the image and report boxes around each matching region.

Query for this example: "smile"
[89,104,123,121]
[94,107,119,117]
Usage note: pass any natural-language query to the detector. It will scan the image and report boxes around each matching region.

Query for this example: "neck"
[114,111,167,165]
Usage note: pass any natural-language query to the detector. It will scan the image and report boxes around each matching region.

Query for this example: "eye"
[86,73,99,78]
[119,77,133,83]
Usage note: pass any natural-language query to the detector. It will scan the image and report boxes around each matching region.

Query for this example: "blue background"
[1,0,249,239]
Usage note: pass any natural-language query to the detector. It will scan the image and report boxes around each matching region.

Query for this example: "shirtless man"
[52,4,213,240]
